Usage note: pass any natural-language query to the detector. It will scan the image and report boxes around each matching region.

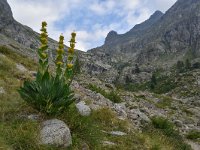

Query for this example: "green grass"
[0,46,43,149]
[186,130,200,141]
[88,108,146,150]
[155,95,173,109]
[182,108,194,116]
[142,128,192,150]
[88,84,122,103]
[149,117,192,150]
[0,120,40,150]
[91,108,130,132]
[60,105,104,149]
[151,116,175,136]
[0,46,37,70]
[118,82,148,92]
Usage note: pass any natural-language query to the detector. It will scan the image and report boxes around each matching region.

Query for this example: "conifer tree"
[185,59,191,70]
[150,73,157,89]
[135,64,140,73]
[176,60,184,73]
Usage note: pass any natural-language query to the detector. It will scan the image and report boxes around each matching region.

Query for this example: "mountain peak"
[0,0,14,28]
[129,10,163,33]
[105,30,118,45]
[150,10,163,19]
[103,10,164,46]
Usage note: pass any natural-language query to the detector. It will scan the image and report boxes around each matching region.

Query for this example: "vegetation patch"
[118,72,177,94]
[150,117,191,150]
[88,84,122,103]
[0,45,37,70]
[60,105,103,149]
[155,96,173,109]
[186,130,200,140]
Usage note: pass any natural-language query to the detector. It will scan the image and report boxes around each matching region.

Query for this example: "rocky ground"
[72,71,200,136]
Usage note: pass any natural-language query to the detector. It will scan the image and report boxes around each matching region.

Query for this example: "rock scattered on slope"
[75,101,91,116]
[40,119,72,148]
[109,131,127,136]
[0,87,5,94]
[102,141,116,146]
[27,114,40,121]
[16,63,28,72]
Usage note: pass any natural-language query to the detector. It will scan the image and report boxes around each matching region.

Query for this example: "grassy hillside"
[0,46,192,149]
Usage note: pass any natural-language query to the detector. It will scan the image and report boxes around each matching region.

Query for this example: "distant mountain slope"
[90,0,200,66]
[104,10,164,47]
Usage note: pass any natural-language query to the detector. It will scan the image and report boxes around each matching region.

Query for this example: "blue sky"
[7,0,177,51]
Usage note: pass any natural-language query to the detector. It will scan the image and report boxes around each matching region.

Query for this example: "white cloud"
[150,0,177,12]
[121,0,140,10]
[7,0,70,32]
[125,8,151,28]
[64,24,117,50]
[7,0,177,51]
[89,0,116,15]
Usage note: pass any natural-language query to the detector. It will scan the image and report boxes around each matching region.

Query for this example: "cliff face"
[0,0,13,27]
[0,0,66,57]
[136,0,200,63]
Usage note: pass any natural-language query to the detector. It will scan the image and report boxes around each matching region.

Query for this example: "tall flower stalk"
[55,34,65,77]
[38,21,48,75]
[65,32,76,82]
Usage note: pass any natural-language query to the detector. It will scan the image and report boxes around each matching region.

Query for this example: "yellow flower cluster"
[38,21,49,74]
[37,21,77,82]
[67,32,76,69]
[39,21,48,60]
[56,35,65,66]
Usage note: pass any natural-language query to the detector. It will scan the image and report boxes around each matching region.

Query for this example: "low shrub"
[151,117,173,130]
[88,84,122,103]
[148,117,192,150]
[122,82,148,92]
[106,91,122,103]
[117,74,177,94]
[151,116,178,137]
[151,75,176,94]
[155,96,172,109]
[186,130,200,140]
